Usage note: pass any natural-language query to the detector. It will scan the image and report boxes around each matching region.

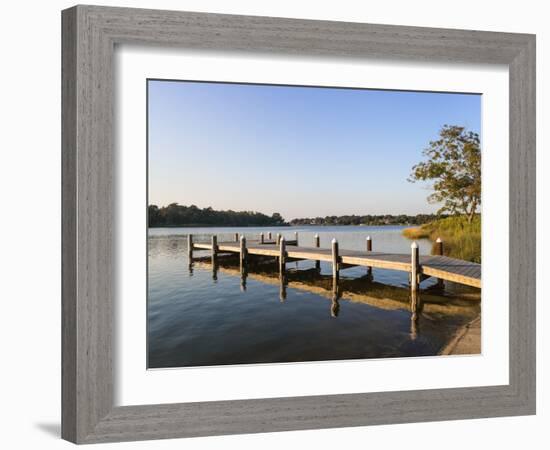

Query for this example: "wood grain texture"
[61,7,77,443]
[61,4,536,444]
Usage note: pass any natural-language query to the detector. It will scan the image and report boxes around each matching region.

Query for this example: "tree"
[147,204,288,227]
[409,125,481,223]
[270,212,284,225]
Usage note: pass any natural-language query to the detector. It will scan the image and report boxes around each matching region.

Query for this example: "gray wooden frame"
[62,5,536,444]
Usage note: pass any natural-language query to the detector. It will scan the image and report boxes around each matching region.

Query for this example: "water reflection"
[240,265,247,291]
[191,253,478,331]
[331,281,341,317]
[279,273,287,302]
[211,254,218,282]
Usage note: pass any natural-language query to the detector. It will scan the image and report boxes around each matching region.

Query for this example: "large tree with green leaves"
[409,125,481,223]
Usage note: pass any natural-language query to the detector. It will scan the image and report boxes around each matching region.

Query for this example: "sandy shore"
[439,315,481,355]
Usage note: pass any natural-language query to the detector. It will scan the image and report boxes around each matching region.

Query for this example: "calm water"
[148,226,480,368]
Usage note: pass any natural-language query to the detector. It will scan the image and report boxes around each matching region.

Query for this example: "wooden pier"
[189,233,481,291]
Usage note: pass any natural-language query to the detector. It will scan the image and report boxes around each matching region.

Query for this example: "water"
[148,226,480,368]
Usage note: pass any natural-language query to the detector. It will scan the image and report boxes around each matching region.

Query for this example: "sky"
[148,80,480,221]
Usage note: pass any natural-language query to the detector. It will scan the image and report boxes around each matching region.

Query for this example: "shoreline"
[148,224,290,228]
[439,315,481,355]
[149,223,415,229]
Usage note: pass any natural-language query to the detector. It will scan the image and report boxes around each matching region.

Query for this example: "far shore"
[148,223,417,228]
[149,224,291,228]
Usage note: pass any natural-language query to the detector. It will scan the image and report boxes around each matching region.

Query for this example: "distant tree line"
[148,203,287,227]
[289,214,447,226]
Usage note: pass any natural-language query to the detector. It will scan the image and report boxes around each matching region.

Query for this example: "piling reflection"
[279,273,287,302]
[212,254,218,282]
[331,280,341,317]
[190,253,480,336]
[240,266,248,291]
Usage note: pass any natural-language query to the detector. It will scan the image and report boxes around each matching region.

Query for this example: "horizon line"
[147,202,442,220]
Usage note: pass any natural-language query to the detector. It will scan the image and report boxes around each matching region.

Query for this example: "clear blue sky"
[148,80,480,220]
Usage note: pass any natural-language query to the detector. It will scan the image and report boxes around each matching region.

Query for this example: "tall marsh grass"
[402,215,481,263]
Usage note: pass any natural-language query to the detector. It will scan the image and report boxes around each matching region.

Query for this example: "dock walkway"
[189,233,481,290]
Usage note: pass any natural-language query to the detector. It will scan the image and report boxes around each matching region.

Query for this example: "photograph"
[147,79,482,368]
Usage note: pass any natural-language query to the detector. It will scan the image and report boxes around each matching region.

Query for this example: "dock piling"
[435,237,445,289]
[279,236,286,273]
[211,235,218,279]
[314,234,320,271]
[267,231,272,240]
[239,235,247,273]
[187,234,193,259]
[211,235,218,255]
[294,231,298,245]
[260,233,264,244]
[366,235,373,278]
[276,233,281,245]
[435,237,443,256]
[332,238,340,281]
[411,242,419,293]
[234,232,239,242]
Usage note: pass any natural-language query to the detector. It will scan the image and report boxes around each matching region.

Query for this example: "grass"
[402,215,481,263]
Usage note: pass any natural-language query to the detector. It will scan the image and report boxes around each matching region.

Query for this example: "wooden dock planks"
[191,239,481,288]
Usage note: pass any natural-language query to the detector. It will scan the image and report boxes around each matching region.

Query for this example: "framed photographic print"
[62,5,536,444]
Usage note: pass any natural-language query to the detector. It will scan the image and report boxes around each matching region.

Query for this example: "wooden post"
[187,233,194,275]
[366,235,372,277]
[435,237,443,256]
[314,234,320,271]
[279,236,286,273]
[187,234,193,259]
[260,232,264,244]
[294,231,298,245]
[276,233,281,245]
[267,231,272,240]
[235,232,239,242]
[211,235,218,255]
[411,241,419,293]
[435,237,444,289]
[211,235,218,280]
[331,238,339,281]
[240,237,247,292]
[239,235,247,272]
